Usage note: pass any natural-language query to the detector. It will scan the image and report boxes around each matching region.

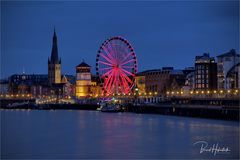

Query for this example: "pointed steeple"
[53,27,56,37]
[49,28,60,64]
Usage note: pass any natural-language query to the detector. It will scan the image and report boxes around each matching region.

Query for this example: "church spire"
[49,28,60,64]
[48,27,62,84]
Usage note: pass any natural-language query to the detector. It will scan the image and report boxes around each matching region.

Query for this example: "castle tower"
[75,61,91,97]
[48,28,61,84]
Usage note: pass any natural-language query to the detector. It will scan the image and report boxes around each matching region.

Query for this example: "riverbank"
[126,104,239,121]
[1,102,239,121]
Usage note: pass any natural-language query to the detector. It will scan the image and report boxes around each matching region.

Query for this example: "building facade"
[75,61,92,98]
[217,49,240,89]
[226,63,240,89]
[139,67,185,96]
[195,53,217,90]
[8,74,48,95]
[0,79,9,94]
[135,71,146,94]
[48,29,61,84]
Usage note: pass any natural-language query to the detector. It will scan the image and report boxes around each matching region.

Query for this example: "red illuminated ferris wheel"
[96,36,137,95]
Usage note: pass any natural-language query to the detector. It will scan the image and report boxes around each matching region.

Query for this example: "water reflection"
[1,110,239,159]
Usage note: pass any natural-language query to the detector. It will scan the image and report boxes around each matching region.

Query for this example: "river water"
[1,109,239,159]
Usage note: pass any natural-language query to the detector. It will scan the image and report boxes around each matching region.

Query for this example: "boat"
[99,100,122,112]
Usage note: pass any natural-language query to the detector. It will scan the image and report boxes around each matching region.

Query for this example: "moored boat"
[99,99,122,112]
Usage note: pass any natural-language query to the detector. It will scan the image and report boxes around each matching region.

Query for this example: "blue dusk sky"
[1,1,239,78]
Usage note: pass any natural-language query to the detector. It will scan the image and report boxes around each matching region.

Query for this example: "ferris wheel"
[96,36,137,95]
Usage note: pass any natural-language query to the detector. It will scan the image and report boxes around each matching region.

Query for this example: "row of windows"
[196,65,209,70]
[77,68,90,73]
[146,85,158,92]
[146,71,170,76]
[196,69,209,74]
[196,75,209,79]
[146,74,170,79]
[195,79,209,83]
[195,84,209,88]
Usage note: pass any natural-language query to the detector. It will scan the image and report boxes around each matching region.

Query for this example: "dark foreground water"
[1,109,239,159]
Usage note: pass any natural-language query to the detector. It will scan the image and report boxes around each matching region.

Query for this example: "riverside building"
[194,53,217,90]
[217,49,240,89]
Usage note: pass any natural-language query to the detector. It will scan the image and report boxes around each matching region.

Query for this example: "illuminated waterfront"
[1,109,239,159]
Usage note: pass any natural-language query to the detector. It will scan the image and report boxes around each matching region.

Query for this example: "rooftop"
[217,49,240,58]
[76,61,91,68]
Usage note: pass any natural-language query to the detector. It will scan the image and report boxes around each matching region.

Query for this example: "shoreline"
[1,103,239,121]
